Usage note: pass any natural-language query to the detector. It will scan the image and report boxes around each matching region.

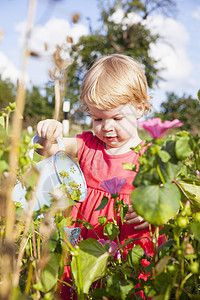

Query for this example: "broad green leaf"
[154,272,172,295]
[177,180,200,203]
[163,140,177,164]
[175,136,192,160]
[159,161,181,182]
[155,256,172,274]
[158,150,171,163]
[94,196,109,211]
[33,253,62,292]
[131,183,181,226]
[0,160,8,172]
[106,273,135,300]
[190,222,200,241]
[103,222,120,241]
[133,167,161,187]
[71,239,109,294]
[127,245,144,269]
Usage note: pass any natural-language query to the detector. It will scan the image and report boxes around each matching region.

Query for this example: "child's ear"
[136,104,144,120]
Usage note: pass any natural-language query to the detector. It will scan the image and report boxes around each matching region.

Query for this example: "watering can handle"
[28,134,65,160]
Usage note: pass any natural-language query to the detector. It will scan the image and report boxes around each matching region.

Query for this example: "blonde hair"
[80,54,151,114]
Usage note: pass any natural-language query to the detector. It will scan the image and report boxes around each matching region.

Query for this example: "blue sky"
[0,0,200,111]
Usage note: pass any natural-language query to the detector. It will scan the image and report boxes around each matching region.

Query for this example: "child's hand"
[124,206,149,230]
[36,119,63,140]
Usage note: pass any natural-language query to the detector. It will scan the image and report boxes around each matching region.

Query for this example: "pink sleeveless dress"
[59,131,165,299]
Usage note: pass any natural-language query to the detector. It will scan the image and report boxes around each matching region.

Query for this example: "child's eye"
[114,117,123,121]
[94,118,102,122]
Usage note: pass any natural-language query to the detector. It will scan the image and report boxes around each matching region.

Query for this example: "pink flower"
[98,239,121,260]
[138,118,183,139]
[100,177,127,195]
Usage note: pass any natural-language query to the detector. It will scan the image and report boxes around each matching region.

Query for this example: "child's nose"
[103,120,113,131]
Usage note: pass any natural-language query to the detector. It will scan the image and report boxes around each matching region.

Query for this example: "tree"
[0,75,16,110]
[154,92,200,133]
[24,85,54,127]
[65,0,176,117]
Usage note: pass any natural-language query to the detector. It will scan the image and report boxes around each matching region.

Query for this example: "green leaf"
[159,161,181,182]
[103,222,120,241]
[48,231,60,252]
[33,253,62,292]
[0,160,8,172]
[154,272,172,294]
[106,273,135,300]
[94,196,109,211]
[71,239,109,294]
[127,245,144,269]
[25,167,38,188]
[98,215,107,226]
[120,203,129,224]
[133,167,161,187]
[155,256,172,274]
[190,222,200,241]
[197,89,200,100]
[175,136,192,160]
[177,180,200,204]
[122,163,136,171]
[131,183,181,226]
[71,189,82,201]
[158,150,171,163]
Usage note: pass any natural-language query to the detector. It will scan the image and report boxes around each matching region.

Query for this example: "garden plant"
[1,0,200,298]
[1,95,200,299]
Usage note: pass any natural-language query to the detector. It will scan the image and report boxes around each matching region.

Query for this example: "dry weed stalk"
[0,0,38,298]
[50,45,73,120]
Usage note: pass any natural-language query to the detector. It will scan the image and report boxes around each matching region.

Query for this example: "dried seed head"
[66,36,73,44]
[186,243,195,255]
[53,45,73,71]
[29,51,40,58]
[51,187,70,210]
[72,13,80,23]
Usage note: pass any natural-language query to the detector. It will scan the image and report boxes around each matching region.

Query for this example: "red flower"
[138,118,183,139]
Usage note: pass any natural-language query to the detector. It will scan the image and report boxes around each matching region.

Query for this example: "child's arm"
[124,206,149,230]
[36,119,78,158]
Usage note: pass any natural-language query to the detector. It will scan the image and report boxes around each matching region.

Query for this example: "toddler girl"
[36,54,165,298]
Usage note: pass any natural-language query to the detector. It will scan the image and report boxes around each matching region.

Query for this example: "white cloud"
[0,52,20,82]
[146,15,189,47]
[109,8,143,27]
[15,18,89,57]
[109,9,193,94]
[142,14,194,94]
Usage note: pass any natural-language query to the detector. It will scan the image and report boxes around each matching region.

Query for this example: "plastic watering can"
[12,134,87,211]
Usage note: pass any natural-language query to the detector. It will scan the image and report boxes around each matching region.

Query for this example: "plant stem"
[74,205,100,240]
[156,164,165,184]
[75,247,84,300]
[2,1,37,297]
[25,260,33,295]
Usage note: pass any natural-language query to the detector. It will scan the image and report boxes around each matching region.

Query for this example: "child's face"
[89,104,141,151]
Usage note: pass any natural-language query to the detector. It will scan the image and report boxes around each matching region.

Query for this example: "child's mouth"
[105,136,117,141]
